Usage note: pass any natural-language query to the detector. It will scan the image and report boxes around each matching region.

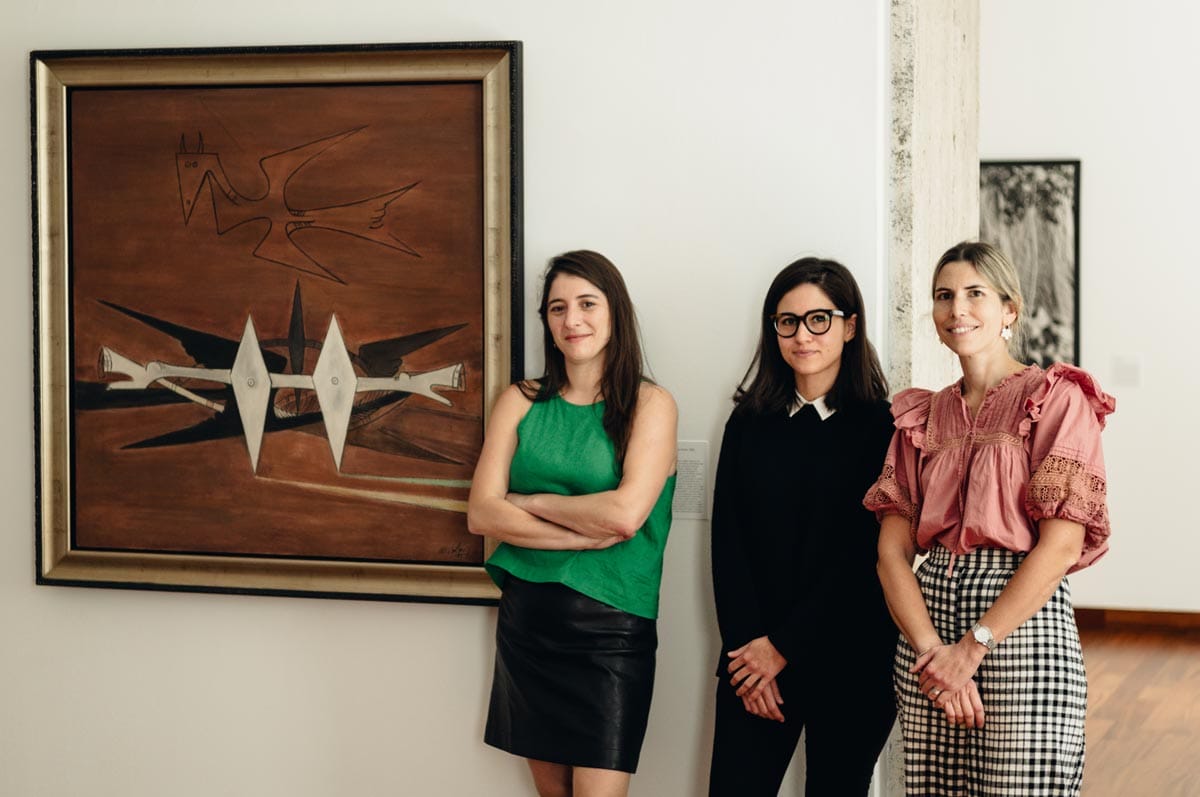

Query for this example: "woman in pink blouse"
[864,241,1114,796]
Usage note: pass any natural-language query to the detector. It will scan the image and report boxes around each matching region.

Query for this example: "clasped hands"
[727,636,787,723]
[912,638,987,729]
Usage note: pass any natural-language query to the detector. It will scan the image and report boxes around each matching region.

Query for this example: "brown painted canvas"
[69,82,486,566]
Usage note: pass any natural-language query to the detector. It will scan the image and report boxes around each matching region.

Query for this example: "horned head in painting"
[176,132,237,223]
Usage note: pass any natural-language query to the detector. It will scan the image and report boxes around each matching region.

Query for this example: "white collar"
[788,391,835,420]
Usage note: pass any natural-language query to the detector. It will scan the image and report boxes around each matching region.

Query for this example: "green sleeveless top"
[484,395,676,619]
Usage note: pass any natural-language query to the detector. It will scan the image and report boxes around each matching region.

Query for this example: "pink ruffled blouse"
[863,364,1115,573]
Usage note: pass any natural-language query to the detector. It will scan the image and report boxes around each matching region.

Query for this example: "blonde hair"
[932,241,1024,349]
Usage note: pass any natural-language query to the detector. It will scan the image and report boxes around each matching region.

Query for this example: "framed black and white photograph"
[980,160,1080,367]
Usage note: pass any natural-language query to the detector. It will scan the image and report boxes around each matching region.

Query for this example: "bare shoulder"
[638,384,676,410]
[636,382,678,420]
[487,382,536,428]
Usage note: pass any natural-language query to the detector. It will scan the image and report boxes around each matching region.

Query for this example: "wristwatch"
[970,623,996,652]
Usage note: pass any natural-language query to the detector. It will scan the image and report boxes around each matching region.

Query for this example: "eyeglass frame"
[769,309,847,337]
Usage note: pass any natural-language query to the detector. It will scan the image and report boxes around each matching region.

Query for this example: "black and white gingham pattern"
[895,546,1087,796]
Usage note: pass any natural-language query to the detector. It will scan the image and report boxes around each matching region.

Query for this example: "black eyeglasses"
[769,309,846,337]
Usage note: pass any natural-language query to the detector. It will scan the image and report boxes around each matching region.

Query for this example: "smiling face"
[932,260,1018,358]
[545,273,612,366]
[775,283,856,399]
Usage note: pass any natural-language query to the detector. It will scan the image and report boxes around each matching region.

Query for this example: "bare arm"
[508,384,678,540]
[876,513,942,655]
[466,385,620,550]
[974,518,1084,640]
[912,519,1085,696]
[878,513,985,727]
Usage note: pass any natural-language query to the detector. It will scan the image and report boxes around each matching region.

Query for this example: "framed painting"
[33,42,522,603]
[980,159,1081,367]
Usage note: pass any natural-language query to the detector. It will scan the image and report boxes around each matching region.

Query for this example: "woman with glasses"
[864,241,1114,795]
[468,250,677,797]
[708,257,896,796]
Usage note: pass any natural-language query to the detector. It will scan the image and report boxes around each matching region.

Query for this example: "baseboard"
[1075,607,1200,631]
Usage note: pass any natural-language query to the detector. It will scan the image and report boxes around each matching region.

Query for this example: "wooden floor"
[1080,624,1200,796]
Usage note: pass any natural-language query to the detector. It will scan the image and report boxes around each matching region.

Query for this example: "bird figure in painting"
[175,128,421,284]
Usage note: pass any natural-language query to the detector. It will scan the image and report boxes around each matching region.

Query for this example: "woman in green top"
[468,250,677,797]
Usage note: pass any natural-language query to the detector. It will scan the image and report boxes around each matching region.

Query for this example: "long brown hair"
[735,257,888,414]
[521,250,648,464]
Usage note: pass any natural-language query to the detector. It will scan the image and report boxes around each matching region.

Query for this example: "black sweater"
[711,399,897,676]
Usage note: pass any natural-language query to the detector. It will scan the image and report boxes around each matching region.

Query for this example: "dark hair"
[734,257,888,414]
[521,250,648,464]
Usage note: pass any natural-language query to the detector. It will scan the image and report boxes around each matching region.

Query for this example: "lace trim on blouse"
[864,464,921,546]
[1028,453,1108,524]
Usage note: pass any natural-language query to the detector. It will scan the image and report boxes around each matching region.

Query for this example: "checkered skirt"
[895,546,1087,796]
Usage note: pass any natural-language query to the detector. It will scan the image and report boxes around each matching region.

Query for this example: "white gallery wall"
[0,2,889,795]
[981,0,1200,612]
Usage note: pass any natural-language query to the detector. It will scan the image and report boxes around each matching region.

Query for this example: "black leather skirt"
[484,576,658,773]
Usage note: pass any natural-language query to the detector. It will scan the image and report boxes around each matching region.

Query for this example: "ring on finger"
[929,687,942,699]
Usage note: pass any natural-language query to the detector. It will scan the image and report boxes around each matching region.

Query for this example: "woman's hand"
[728,636,787,700]
[741,677,785,723]
[912,639,986,697]
[932,679,985,728]
[503,385,677,541]
[506,492,622,543]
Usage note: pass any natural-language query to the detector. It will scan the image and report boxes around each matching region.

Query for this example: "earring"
[1000,325,1013,342]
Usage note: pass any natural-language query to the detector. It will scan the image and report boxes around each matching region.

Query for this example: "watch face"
[973,625,994,649]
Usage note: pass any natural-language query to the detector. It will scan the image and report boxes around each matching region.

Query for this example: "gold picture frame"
[33,42,521,603]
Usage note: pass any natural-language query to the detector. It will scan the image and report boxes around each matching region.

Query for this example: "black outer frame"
[31,41,524,606]
[980,158,1081,366]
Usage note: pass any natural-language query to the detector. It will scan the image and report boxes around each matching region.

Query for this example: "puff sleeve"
[1023,364,1116,572]
[863,387,932,546]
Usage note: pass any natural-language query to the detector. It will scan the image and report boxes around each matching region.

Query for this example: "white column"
[880,1,980,795]
[888,0,980,395]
